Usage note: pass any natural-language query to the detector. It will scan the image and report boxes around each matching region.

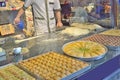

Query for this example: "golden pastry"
[63,41,107,59]
[101,29,120,36]
[0,65,35,80]
[18,52,90,80]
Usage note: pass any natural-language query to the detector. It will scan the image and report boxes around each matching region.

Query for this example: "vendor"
[14,0,63,36]
[60,0,72,19]
[104,1,111,18]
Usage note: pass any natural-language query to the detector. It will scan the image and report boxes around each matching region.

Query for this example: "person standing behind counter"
[14,0,63,36]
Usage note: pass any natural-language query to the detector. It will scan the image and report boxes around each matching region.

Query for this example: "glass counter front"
[0,31,120,80]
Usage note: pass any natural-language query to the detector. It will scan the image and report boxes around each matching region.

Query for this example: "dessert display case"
[0,30,120,80]
[0,0,120,79]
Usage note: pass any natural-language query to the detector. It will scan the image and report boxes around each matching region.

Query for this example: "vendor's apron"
[32,0,56,36]
[34,17,56,36]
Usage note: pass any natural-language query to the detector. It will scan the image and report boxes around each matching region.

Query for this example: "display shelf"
[0,30,119,80]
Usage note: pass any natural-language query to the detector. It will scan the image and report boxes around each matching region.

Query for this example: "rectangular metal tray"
[0,63,37,80]
[15,64,40,80]
[0,63,13,68]
[62,65,91,80]
[17,52,91,80]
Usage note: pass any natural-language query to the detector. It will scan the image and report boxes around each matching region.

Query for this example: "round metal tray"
[62,41,108,61]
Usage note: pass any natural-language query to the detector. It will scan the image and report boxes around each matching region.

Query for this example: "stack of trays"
[81,34,120,50]
[18,52,91,80]
[0,64,35,80]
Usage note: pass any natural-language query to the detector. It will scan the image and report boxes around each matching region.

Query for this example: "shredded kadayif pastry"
[70,23,103,30]
[63,41,107,58]
[61,27,90,36]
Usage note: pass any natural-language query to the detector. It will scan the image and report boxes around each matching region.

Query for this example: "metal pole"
[111,0,118,28]
[45,0,51,33]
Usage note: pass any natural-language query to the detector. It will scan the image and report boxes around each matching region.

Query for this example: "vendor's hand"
[14,17,20,25]
[56,21,63,28]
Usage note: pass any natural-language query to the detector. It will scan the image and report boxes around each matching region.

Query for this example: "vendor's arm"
[14,8,25,24]
[14,0,33,24]
[54,0,63,27]
[55,10,63,27]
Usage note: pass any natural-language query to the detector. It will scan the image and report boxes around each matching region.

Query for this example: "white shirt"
[24,0,61,35]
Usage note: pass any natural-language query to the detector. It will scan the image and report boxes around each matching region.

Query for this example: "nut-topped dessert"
[18,52,90,80]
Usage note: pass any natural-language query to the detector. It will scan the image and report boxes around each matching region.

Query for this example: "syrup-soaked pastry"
[18,52,89,80]
[0,65,35,80]
[63,41,107,58]
[82,34,120,46]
